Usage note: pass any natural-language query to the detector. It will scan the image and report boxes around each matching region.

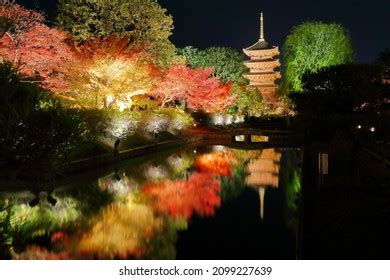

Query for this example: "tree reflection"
[53,194,188,259]
[75,194,164,259]
[142,173,221,219]
[279,149,302,231]
[194,152,233,177]
[1,146,303,260]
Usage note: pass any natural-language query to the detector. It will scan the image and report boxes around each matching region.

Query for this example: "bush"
[0,63,98,168]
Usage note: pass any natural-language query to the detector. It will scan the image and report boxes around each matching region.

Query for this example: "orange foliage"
[142,173,221,219]
[194,152,233,177]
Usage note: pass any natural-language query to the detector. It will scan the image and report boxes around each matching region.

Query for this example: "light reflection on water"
[0,146,302,260]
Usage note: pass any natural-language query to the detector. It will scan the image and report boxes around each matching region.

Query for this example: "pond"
[0,145,302,260]
[1,121,390,260]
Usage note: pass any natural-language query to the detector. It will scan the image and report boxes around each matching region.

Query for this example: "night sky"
[19,0,389,63]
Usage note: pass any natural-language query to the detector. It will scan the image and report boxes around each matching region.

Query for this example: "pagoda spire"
[260,12,264,41]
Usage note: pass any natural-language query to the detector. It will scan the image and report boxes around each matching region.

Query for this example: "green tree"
[233,84,264,117]
[283,22,353,93]
[57,0,175,66]
[178,46,248,84]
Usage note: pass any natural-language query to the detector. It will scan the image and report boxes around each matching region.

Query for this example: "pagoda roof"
[244,39,274,51]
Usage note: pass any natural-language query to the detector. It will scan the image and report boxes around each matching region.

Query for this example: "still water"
[0,146,302,259]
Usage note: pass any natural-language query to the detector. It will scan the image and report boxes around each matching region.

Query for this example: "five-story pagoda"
[243,13,281,103]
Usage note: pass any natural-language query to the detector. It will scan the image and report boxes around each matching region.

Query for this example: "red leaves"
[0,4,73,93]
[14,25,73,92]
[0,3,44,36]
[187,80,235,113]
[150,64,235,112]
[0,4,235,112]
[142,173,221,219]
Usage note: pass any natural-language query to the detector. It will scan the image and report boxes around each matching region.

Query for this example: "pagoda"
[243,13,281,103]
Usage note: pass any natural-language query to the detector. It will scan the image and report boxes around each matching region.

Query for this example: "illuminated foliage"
[194,152,233,177]
[150,65,235,113]
[142,173,221,219]
[1,196,80,250]
[233,84,265,117]
[76,195,164,259]
[57,0,175,65]
[149,65,189,108]
[0,2,44,37]
[65,37,158,109]
[178,46,248,84]
[283,22,353,92]
[0,4,73,92]
[0,24,74,92]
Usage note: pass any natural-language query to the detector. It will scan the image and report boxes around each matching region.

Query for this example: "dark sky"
[20,0,389,63]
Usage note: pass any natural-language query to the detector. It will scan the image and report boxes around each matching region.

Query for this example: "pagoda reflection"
[245,148,281,220]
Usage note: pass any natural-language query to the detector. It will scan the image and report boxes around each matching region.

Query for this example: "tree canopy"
[57,0,175,66]
[289,64,387,113]
[178,46,248,84]
[149,64,235,112]
[283,22,353,93]
[0,3,73,92]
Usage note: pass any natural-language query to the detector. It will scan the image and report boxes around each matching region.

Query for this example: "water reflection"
[0,146,302,259]
[245,149,281,220]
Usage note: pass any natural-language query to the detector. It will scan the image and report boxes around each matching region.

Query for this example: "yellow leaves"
[76,194,164,259]
[67,55,158,110]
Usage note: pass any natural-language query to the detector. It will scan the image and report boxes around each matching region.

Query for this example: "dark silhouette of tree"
[375,49,390,83]
[290,64,388,113]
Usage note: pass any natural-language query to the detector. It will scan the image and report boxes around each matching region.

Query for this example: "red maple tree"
[0,4,73,92]
[0,2,44,37]
[142,173,221,219]
[0,24,74,92]
[150,65,235,112]
[187,81,234,113]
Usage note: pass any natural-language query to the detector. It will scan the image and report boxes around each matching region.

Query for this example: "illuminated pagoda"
[243,13,281,103]
[245,149,281,220]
